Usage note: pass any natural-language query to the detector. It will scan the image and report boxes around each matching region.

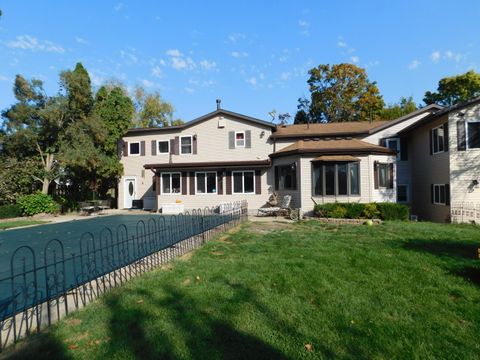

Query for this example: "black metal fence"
[0,201,248,351]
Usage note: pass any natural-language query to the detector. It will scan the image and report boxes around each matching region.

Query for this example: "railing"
[0,200,248,351]
[450,202,480,224]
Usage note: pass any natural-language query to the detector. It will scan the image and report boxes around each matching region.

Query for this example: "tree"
[297,63,385,123]
[424,70,480,106]
[60,62,94,121]
[381,96,418,120]
[134,87,179,127]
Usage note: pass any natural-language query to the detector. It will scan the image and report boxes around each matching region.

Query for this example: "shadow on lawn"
[101,282,298,359]
[1,332,72,360]
[402,239,480,286]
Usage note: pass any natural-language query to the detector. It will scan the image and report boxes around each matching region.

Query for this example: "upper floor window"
[196,172,217,194]
[129,142,140,156]
[431,123,448,154]
[180,136,192,154]
[233,171,255,194]
[467,121,480,149]
[161,173,181,194]
[313,162,360,196]
[235,132,245,148]
[386,138,400,160]
[157,140,169,154]
[274,163,297,191]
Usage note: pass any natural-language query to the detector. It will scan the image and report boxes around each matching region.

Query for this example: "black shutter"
[445,184,450,206]
[443,123,449,151]
[388,163,394,189]
[174,136,180,155]
[151,140,157,156]
[374,162,379,189]
[226,171,232,194]
[255,170,261,194]
[431,184,434,204]
[380,139,386,147]
[274,166,279,191]
[429,129,433,155]
[400,138,408,161]
[193,136,197,154]
[245,130,252,148]
[123,141,128,157]
[140,141,146,156]
[228,131,235,149]
[457,121,466,151]
[189,172,195,195]
[170,139,175,154]
[217,171,223,194]
[181,172,187,195]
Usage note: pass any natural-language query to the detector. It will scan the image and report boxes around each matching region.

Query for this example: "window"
[180,136,192,154]
[157,140,169,154]
[129,142,140,156]
[312,162,360,196]
[196,172,217,194]
[397,184,408,202]
[235,132,245,148]
[378,163,389,188]
[432,125,446,154]
[274,163,297,190]
[161,173,181,194]
[232,171,255,194]
[433,184,446,205]
[386,138,400,160]
[467,121,480,149]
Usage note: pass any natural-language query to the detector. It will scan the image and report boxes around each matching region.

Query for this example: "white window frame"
[157,140,170,154]
[180,135,193,155]
[433,184,446,205]
[431,125,446,154]
[466,120,480,149]
[195,171,217,195]
[397,184,409,203]
[235,131,245,148]
[386,138,400,160]
[160,172,182,195]
[377,163,389,189]
[128,141,141,156]
[232,170,255,194]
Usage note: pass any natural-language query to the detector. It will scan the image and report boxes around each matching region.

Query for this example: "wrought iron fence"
[0,200,248,351]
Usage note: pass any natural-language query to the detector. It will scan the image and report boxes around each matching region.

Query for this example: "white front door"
[124,178,136,208]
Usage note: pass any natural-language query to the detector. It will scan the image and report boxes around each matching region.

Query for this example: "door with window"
[124,178,136,208]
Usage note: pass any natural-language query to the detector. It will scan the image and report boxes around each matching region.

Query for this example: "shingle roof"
[312,155,361,162]
[270,138,395,158]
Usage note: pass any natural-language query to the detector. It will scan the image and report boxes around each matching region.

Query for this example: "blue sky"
[0,1,479,122]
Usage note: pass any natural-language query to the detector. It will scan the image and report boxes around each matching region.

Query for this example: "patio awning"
[311,155,360,162]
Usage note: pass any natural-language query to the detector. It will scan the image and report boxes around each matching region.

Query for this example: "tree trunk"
[42,178,50,194]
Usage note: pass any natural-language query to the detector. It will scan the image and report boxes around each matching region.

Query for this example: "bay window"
[312,162,360,196]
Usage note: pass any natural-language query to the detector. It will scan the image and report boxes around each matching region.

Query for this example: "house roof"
[270,138,395,158]
[311,155,361,162]
[144,159,271,170]
[126,108,276,136]
[270,104,443,139]
[399,97,480,135]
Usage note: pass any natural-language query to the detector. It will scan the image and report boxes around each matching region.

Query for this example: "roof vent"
[216,99,221,110]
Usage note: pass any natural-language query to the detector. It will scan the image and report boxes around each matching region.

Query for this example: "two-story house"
[120,100,445,217]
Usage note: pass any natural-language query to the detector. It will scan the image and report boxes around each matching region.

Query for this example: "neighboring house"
[120,100,444,216]
[399,97,480,222]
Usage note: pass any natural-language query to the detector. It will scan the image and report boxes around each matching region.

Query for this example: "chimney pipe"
[216,99,221,110]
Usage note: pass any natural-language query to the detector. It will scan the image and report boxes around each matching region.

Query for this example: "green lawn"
[4,220,480,359]
[0,220,48,230]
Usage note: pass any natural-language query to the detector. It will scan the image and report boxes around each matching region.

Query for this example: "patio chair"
[79,201,95,215]
[257,195,292,217]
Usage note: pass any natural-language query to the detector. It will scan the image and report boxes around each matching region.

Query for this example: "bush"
[0,204,23,219]
[314,203,341,218]
[377,203,410,221]
[343,203,365,219]
[17,192,59,216]
[362,203,380,219]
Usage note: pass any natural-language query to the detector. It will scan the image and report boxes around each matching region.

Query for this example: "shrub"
[377,202,410,221]
[329,204,347,219]
[343,203,365,219]
[362,203,380,219]
[17,192,59,216]
[314,203,343,218]
[0,204,23,219]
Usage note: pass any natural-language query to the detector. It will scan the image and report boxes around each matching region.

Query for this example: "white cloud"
[431,51,441,63]
[171,56,196,70]
[350,56,360,63]
[299,20,309,27]
[185,87,195,94]
[166,49,183,57]
[141,79,154,88]
[90,72,105,86]
[0,74,9,81]
[5,35,65,53]
[231,51,248,58]
[246,77,257,85]
[199,59,217,70]
[280,72,291,80]
[151,66,163,78]
[337,40,347,48]
[445,50,464,62]
[114,3,124,11]
[226,33,246,44]
[259,72,265,80]
[75,37,88,45]
[120,50,138,63]
[408,59,421,70]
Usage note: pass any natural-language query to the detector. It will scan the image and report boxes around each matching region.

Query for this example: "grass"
[3,220,480,359]
[0,220,48,230]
